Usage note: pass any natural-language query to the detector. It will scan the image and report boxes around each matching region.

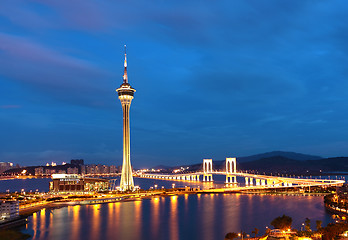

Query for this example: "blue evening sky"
[1,0,348,167]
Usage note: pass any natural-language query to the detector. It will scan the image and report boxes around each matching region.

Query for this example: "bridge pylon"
[225,157,237,184]
[203,159,213,182]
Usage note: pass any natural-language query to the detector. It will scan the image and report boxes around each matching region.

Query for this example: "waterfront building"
[45,169,56,175]
[50,174,109,193]
[0,201,19,221]
[116,46,136,191]
[34,167,44,176]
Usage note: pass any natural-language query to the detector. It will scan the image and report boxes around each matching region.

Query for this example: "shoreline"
[19,190,194,217]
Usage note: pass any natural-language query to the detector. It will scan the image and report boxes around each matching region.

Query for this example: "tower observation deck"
[116,46,136,191]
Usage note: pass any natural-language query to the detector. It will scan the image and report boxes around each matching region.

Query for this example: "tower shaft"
[119,95,134,191]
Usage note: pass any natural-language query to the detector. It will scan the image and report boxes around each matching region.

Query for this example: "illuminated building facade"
[0,201,19,221]
[116,46,136,191]
[50,174,108,193]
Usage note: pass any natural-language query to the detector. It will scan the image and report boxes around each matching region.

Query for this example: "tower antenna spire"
[123,45,128,83]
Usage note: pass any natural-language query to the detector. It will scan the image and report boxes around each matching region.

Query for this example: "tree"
[304,218,311,232]
[225,232,238,240]
[271,215,293,230]
[252,228,259,237]
[322,222,348,240]
[316,220,322,232]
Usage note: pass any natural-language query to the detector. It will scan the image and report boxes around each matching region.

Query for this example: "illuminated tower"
[116,46,136,191]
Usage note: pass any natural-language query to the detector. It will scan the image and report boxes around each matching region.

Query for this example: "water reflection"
[152,197,160,239]
[23,194,333,240]
[223,194,241,235]
[170,196,179,240]
[70,205,80,240]
[91,204,100,240]
[31,211,37,239]
[201,195,214,240]
[134,200,142,239]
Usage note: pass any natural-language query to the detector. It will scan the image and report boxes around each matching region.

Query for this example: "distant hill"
[239,156,348,174]
[238,151,322,162]
[157,151,348,175]
[152,165,172,170]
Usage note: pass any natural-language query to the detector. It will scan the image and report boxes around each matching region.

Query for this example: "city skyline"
[1,1,348,167]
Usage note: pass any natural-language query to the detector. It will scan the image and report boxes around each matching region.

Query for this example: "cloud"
[0,0,110,31]
[33,0,109,30]
[0,105,21,109]
[1,0,348,166]
[0,33,113,108]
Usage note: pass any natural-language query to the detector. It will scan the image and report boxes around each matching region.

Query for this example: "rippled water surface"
[22,194,333,240]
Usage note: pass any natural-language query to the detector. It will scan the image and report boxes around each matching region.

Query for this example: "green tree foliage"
[271,215,293,230]
[225,232,238,240]
[252,228,259,237]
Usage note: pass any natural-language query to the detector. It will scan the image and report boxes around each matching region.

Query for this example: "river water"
[21,194,333,240]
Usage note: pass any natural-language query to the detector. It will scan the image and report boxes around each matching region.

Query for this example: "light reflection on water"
[170,196,179,240]
[23,194,333,240]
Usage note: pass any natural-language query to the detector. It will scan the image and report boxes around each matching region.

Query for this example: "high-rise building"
[116,46,136,191]
[70,159,84,166]
[0,162,13,174]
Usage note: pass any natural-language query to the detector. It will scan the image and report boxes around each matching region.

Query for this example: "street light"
[238,231,244,240]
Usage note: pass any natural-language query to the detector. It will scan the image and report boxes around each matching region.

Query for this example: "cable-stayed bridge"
[137,158,344,192]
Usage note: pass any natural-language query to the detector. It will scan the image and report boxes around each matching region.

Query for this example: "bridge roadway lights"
[267,180,273,186]
[256,179,260,186]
